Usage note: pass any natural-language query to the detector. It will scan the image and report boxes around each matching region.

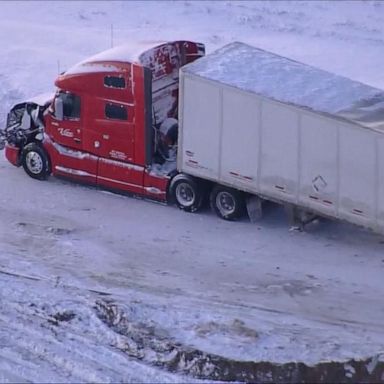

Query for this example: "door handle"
[74,138,81,143]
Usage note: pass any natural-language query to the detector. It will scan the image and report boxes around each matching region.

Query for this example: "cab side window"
[104,76,126,89]
[62,92,81,120]
[54,91,81,120]
[105,102,128,121]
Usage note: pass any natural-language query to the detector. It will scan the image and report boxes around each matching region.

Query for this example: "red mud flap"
[4,144,21,166]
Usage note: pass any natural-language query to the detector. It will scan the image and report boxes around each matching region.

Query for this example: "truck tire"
[210,185,245,220]
[21,143,50,180]
[169,174,204,212]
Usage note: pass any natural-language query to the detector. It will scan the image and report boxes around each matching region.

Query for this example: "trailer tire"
[169,174,204,212]
[210,185,245,220]
[21,143,50,180]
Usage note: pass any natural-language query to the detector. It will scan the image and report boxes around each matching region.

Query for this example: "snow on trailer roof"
[183,42,384,131]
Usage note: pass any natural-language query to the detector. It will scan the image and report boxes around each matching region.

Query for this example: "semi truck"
[1,40,205,202]
[2,41,384,234]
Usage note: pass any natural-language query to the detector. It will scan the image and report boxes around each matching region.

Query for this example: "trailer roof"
[183,42,384,131]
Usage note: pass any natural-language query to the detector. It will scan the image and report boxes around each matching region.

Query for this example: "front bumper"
[5,144,21,166]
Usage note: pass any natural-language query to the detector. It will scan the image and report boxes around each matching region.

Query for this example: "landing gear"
[284,203,318,231]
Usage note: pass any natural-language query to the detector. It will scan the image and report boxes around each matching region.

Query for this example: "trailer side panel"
[220,88,261,190]
[179,70,384,232]
[180,75,221,180]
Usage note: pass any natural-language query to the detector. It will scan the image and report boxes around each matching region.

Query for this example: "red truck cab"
[9,40,204,201]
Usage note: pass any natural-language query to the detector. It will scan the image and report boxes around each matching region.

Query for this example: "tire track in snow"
[95,299,384,383]
[0,301,121,383]
[0,273,196,383]
[0,265,383,383]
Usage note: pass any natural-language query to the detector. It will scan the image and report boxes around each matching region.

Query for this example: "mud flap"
[246,195,263,222]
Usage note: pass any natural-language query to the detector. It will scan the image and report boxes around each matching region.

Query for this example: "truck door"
[81,72,145,194]
[94,100,145,194]
[83,98,135,161]
[46,90,98,183]
[48,91,83,148]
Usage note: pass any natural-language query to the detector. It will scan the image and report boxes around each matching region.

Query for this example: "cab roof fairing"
[55,61,132,89]
[63,41,168,77]
[60,40,204,78]
[64,61,124,76]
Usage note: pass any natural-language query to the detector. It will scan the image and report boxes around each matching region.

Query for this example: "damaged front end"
[0,93,53,158]
[0,129,5,151]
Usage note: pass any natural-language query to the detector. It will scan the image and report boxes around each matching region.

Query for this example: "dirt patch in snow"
[47,310,76,326]
[16,222,74,236]
[94,299,384,383]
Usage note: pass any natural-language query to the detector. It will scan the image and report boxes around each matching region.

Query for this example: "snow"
[65,62,122,76]
[184,41,384,129]
[66,40,167,75]
[25,92,54,107]
[1,0,384,382]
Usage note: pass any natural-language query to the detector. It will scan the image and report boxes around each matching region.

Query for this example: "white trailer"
[172,42,384,233]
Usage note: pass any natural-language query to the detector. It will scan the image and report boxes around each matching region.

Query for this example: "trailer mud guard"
[246,195,263,222]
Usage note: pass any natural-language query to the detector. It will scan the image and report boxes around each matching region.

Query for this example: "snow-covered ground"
[1,1,384,382]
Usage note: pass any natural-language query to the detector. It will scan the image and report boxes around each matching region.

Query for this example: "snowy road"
[1,1,384,382]
[1,152,384,381]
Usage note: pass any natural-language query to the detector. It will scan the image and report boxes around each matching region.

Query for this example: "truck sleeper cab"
[9,40,205,202]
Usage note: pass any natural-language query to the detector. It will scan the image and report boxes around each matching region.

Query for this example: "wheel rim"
[175,182,195,207]
[25,151,43,174]
[216,191,236,216]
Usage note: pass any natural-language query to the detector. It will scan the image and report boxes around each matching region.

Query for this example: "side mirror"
[54,97,63,121]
